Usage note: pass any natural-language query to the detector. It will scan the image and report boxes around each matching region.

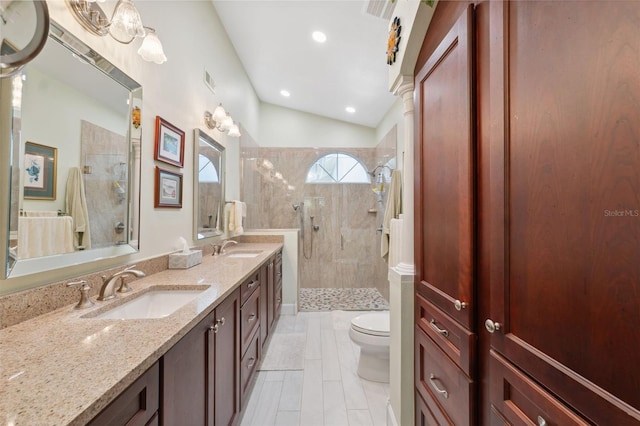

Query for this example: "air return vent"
[204,69,215,94]
[364,0,396,20]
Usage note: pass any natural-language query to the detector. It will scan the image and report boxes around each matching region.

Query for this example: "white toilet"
[349,311,390,383]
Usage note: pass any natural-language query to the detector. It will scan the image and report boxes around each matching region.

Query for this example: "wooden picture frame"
[154,116,185,167]
[155,166,182,208]
[24,142,57,200]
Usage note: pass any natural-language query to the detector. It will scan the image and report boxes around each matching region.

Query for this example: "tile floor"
[239,310,390,426]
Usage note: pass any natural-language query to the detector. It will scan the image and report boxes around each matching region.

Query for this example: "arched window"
[305,152,371,184]
[199,154,219,183]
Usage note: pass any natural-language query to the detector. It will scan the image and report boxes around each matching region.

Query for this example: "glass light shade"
[138,31,167,64]
[220,113,234,131]
[212,104,227,123]
[227,123,241,137]
[109,0,145,44]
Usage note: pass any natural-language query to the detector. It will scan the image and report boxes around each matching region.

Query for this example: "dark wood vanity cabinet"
[90,249,283,426]
[260,250,283,351]
[161,288,240,426]
[415,1,640,425]
[240,271,261,405]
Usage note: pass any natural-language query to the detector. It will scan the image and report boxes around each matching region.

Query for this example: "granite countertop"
[0,242,282,426]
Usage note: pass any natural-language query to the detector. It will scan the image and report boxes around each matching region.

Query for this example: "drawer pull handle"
[454,300,467,311]
[537,416,547,426]
[429,374,448,399]
[247,357,256,368]
[209,324,219,334]
[484,319,501,334]
[429,319,449,337]
[248,280,257,288]
[248,313,257,322]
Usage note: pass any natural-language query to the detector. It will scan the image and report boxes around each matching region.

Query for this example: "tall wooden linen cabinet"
[413,2,640,425]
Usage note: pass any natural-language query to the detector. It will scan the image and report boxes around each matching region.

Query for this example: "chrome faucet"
[220,239,238,254]
[98,265,146,301]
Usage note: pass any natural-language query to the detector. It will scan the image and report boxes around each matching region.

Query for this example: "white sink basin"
[225,250,263,258]
[84,286,209,320]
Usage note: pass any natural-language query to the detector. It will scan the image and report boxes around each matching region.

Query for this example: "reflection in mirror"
[194,129,225,240]
[0,0,49,77]
[1,20,142,279]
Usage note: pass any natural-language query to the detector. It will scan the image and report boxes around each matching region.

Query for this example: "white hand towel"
[65,167,91,250]
[381,169,402,261]
[18,216,74,259]
[24,210,58,217]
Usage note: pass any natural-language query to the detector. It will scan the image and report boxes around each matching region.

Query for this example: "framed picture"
[24,142,57,200]
[154,116,185,167]
[155,166,183,208]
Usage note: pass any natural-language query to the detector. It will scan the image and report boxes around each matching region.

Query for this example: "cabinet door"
[414,4,475,329]
[162,311,214,425]
[485,2,640,424]
[267,258,275,331]
[214,288,240,426]
[260,260,270,348]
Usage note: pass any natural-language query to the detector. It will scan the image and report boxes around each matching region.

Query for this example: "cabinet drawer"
[416,390,442,426]
[240,328,260,403]
[415,326,474,426]
[241,288,260,355]
[416,293,475,378]
[240,271,260,305]
[89,362,159,426]
[490,351,590,426]
[274,283,282,322]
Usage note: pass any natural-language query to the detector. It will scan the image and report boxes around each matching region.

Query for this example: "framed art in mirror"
[154,116,184,167]
[155,167,183,208]
[23,142,56,200]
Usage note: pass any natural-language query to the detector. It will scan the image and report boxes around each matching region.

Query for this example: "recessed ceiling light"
[312,31,327,43]
[345,106,356,114]
[280,90,290,97]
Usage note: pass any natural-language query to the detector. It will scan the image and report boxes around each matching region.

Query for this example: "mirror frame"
[194,129,225,241]
[0,20,142,280]
[0,0,50,76]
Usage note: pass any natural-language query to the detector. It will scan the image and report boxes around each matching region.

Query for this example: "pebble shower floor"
[299,288,389,312]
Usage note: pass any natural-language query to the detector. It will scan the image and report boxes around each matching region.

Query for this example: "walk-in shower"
[241,147,396,311]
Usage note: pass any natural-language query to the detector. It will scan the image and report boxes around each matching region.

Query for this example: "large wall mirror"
[0,20,142,280]
[194,129,225,240]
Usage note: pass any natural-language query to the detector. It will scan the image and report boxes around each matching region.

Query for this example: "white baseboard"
[281,303,297,315]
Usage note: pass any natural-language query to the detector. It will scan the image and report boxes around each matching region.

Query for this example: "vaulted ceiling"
[212,0,398,128]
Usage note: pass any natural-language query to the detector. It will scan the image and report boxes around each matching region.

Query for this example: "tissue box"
[168,250,203,269]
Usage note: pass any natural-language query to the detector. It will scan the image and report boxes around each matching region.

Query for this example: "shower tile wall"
[80,120,128,249]
[241,134,396,301]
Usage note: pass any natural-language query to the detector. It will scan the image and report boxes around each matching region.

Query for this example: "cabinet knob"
[217,317,225,326]
[537,416,547,426]
[484,319,501,333]
[209,324,219,334]
[248,280,257,288]
[248,313,257,323]
[454,299,467,311]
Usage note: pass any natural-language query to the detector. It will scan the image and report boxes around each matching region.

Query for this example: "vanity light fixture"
[66,0,167,64]
[345,106,356,113]
[280,90,291,97]
[204,104,241,137]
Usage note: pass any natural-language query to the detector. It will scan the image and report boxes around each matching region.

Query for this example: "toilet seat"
[351,312,390,337]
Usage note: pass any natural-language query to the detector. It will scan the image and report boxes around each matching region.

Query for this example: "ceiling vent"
[364,0,396,20]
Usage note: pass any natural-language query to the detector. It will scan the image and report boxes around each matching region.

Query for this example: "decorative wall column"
[387,74,416,426]
[392,75,415,275]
